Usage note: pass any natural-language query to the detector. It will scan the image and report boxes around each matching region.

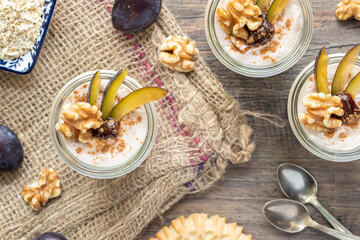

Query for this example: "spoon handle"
[308,220,360,240]
[311,197,352,234]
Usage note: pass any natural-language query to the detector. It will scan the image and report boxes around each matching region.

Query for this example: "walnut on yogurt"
[215,0,297,48]
[0,0,45,60]
[299,93,344,132]
[55,102,104,143]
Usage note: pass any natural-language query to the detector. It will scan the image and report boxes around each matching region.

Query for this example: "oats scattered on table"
[0,0,45,60]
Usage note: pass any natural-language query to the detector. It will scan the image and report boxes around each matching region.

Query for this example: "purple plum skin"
[112,0,162,33]
[0,125,24,172]
[33,232,67,240]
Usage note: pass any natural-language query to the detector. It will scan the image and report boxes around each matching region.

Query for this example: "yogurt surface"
[298,64,360,151]
[214,0,303,66]
[61,81,148,167]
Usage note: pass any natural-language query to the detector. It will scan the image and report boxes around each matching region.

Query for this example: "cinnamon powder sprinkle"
[338,132,347,139]
[324,131,335,139]
[75,147,82,154]
[260,40,280,55]
[262,55,276,63]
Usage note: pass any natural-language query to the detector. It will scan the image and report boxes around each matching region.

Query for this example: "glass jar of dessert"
[288,46,360,161]
[205,0,313,77]
[50,70,165,178]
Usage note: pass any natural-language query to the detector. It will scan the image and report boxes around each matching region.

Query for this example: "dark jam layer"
[244,14,275,47]
[335,92,360,124]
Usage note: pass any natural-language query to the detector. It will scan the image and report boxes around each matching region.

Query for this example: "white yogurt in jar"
[298,64,360,151]
[61,81,148,167]
[215,0,303,66]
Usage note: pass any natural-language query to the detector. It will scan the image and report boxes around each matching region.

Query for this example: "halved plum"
[257,0,271,12]
[110,87,167,121]
[101,69,128,120]
[331,44,360,95]
[0,125,24,172]
[112,0,162,33]
[345,72,360,99]
[314,46,330,94]
[87,71,101,106]
[266,0,290,24]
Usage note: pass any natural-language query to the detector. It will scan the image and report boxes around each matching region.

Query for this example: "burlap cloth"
[0,0,255,239]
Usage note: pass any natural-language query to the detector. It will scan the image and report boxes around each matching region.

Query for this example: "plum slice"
[112,0,162,33]
[110,87,167,121]
[87,71,101,106]
[345,72,360,99]
[0,125,24,172]
[314,46,330,94]
[101,69,128,120]
[331,44,360,95]
[257,0,271,12]
[266,0,290,24]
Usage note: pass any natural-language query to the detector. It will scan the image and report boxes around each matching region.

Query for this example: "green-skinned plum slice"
[110,87,167,121]
[257,0,271,12]
[87,71,101,106]
[101,69,128,120]
[266,0,290,24]
[345,72,360,99]
[331,44,360,95]
[314,47,330,94]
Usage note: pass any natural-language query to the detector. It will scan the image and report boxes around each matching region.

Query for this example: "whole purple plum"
[112,0,162,33]
[0,125,24,172]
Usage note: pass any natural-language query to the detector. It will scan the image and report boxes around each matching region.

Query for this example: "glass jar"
[205,0,313,77]
[288,54,360,162]
[50,70,158,178]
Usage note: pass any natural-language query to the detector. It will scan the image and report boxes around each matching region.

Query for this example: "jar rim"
[49,70,158,178]
[204,0,313,77]
[288,53,360,162]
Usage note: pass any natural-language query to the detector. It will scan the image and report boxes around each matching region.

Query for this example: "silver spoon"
[263,199,360,240]
[277,163,352,234]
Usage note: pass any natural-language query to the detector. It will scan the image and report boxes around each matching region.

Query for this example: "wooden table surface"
[141,0,360,239]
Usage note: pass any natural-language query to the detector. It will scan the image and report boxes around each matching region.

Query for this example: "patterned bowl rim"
[0,0,57,75]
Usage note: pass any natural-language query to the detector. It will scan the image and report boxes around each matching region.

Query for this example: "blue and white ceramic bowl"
[0,0,57,74]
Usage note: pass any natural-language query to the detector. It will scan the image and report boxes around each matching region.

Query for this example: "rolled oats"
[0,0,45,60]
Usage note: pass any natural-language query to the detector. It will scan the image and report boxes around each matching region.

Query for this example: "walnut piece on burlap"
[0,0,254,239]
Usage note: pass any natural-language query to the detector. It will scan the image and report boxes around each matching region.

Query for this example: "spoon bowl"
[277,163,317,203]
[277,163,352,235]
[263,199,360,240]
[263,199,310,233]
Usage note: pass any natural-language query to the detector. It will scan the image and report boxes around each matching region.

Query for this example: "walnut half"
[216,0,263,40]
[56,102,103,143]
[159,36,198,72]
[336,0,360,21]
[22,168,61,211]
[299,93,344,131]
